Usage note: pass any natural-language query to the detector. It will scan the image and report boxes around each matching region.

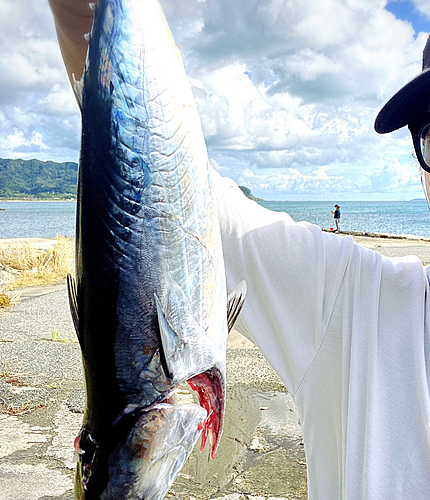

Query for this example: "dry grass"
[0,293,11,308]
[0,236,75,292]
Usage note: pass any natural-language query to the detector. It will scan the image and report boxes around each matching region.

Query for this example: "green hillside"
[0,158,264,203]
[0,158,78,200]
[239,185,264,201]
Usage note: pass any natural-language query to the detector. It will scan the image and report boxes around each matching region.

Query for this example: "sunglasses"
[408,112,430,173]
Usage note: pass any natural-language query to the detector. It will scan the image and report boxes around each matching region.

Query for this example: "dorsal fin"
[227,281,247,332]
[67,274,80,344]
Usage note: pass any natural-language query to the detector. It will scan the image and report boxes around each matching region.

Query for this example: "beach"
[1,232,429,499]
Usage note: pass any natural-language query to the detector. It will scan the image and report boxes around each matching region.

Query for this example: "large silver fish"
[67,0,246,498]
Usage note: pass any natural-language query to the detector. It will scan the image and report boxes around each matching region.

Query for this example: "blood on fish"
[187,371,223,459]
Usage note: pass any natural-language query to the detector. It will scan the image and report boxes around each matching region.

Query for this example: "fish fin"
[154,293,177,379]
[227,280,247,332]
[154,293,216,384]
[155,290,226,459]
[67,274,81,344]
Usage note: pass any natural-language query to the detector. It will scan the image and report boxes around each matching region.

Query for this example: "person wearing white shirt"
[214,34,430,499]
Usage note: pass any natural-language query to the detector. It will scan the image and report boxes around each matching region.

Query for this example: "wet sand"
[0,232,429,499]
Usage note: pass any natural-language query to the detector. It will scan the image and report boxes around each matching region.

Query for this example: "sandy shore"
[338,230,430,265]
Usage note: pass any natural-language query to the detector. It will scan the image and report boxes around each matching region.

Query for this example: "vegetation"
[0,236,75,293]
[0,158,263,203]
[51,329,74,343]
[0,158,78,200]
[239,185,264,202]
[0,293,11,308]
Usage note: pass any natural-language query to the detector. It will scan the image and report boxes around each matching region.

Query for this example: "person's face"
[408,113,430,201]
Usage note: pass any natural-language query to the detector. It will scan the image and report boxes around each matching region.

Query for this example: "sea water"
[1,199,430,239]
[0,201,76,239]
[259,199,430,237]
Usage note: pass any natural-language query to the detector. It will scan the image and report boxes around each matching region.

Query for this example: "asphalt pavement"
[0,283,305,500]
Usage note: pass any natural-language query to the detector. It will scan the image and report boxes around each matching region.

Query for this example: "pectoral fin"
[154,293,217,384]
[227,281,247,332]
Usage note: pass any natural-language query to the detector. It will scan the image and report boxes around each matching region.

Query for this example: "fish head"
[74,403,207,500]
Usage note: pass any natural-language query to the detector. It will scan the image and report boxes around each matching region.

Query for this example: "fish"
[67,0,246,498]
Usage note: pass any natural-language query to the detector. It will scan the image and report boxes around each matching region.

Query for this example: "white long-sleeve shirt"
[215,172,430,499]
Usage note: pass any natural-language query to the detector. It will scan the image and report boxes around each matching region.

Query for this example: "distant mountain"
[0,158,78,199]
[239,185,264,202]
[0,159,266,203]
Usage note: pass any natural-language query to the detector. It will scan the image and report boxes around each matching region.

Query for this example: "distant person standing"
[331,205,340,232]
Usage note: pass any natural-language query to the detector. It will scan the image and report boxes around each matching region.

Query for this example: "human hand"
[48,0,98,87]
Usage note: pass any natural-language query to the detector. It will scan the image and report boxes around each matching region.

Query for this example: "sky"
[1,0,430,200]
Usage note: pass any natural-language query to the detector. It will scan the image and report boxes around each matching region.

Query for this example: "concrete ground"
[342,231,430,265]
[1,232,430,499]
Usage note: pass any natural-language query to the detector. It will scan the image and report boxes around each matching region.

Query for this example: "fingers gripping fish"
[67,0,246,498]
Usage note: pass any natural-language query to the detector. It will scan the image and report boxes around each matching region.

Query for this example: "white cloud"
[224,157,422,200]
[365,157,421,192]
[237,166,350,196]
[0,0,427,199]
[175,0,428,199]
[36,85,79,117]
[411,0,430,20]
[0,0,79,162]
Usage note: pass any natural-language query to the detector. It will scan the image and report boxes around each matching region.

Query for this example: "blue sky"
[386,0,429,34]
[1,0,430,200]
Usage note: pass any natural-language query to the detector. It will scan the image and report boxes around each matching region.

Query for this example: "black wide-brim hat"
[375,35,430,134]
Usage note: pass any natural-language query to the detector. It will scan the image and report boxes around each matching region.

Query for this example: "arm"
[48,0,97,87]
[214,172,353,393]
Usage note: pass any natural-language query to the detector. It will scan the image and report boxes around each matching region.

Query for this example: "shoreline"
[1,230,429,246]
[1,231,430,273]
[0,199,76,203]
[322,229,430,242]
[0,237,66,250]
[1,230,430,244]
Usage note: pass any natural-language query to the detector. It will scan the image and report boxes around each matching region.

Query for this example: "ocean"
[259,199,430,237]
[0,201,77,239]
[1,199,430,239]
